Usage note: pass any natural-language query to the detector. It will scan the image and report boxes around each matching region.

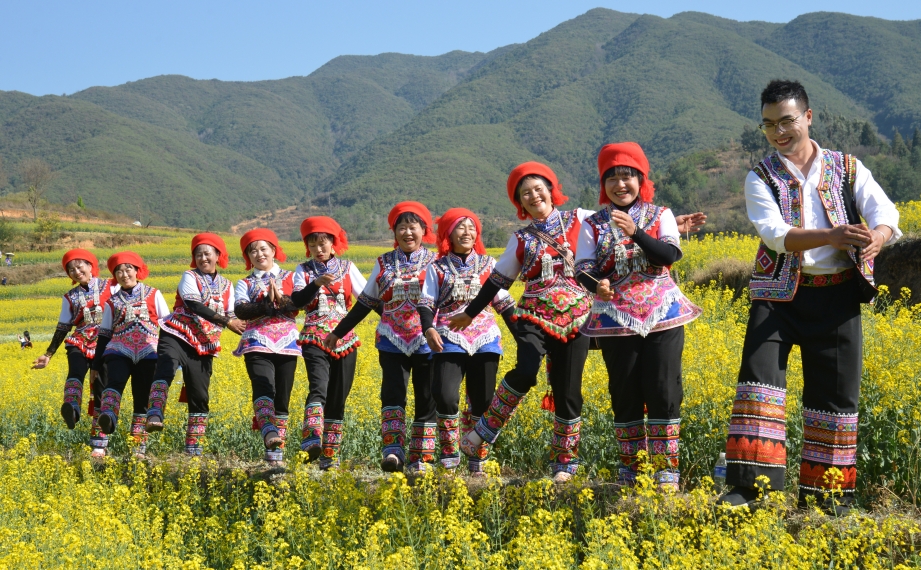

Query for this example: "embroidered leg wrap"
[185,413,208,456]
[381,406,406,464]
[319,420,344,469]
[459,394,474,437]
[437,414,461,470]
[300,402,324,454]
[799,408,858,497]
[62,378,83,428]
[614,420,648,485]
[129,414,148,456]
[147,380,170,423]
[266,415,288,462]
[465,416,489,475]
[726,383,787,490]
[253,397,279,439]
[89,413,109,455]
[648,419,681,491]
[97,389,122,434]
[550,417,581,476]
[407,422,437,467]
[475,379,524,445]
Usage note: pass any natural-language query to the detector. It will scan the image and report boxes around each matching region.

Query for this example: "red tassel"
[179,386,188,403]
[87,401,95,416]
[541,391,556,413]
[510,315,519,322]
[251,416,259,431]
[644,404,648,416]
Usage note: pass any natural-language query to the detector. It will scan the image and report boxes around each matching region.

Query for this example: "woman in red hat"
[91,251,171,457]
[325,201,438,474]
[144,233,246,456]
[290,216,366,469]
[448,162,595,482]
[417,208,517,475]
[233,228,301,466]
[574,142,702,491]
[31,249,117,456]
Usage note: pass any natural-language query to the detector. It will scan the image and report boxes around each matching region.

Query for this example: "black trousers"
[244,352,298,415]
[302,345,358,421]
[504,320,589,420]
[153,331,214,414]
[379,351,436,424]
[433,352,500,418]
[103,355,157,414]
[599,327,684,423]
[726,278,862,493]
[66,346,104,409]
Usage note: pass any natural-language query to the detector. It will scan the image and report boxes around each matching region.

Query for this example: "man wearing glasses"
[719,80,901,514]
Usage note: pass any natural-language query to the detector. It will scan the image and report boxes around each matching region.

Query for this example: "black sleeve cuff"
[632,228,683,265]
[464,279,501,319]
[291,282,321,308]
[332,302,374,338]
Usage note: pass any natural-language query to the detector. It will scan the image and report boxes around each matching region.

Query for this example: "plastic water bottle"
[713,452,727,493]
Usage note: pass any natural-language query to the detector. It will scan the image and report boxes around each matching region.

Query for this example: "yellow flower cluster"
[1,223,920,566]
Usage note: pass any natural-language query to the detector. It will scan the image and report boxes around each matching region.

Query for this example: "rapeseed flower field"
[1,207,920,568]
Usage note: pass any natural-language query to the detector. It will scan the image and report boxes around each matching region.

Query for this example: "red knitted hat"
[387,201,436,245]
[506,162,568,220]
[61,249,99,283]
[107,251,149,281]
[299,216,349,256]
[239,228,286,270]
[597,142,655,204]
[190,233,229,269]
[436,208,486,256]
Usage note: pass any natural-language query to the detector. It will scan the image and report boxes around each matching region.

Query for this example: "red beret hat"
[597,142,655,204]
[107,251,149,281]
[190,233,229,269]
[61,249,99,283]
[299,216,349,256]
[387,201,436,246]
[436,208,485,257]
[239,228,286,270]
[506,162,568,220]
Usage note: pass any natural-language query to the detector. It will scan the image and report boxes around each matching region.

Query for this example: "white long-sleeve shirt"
[745,140,902,275]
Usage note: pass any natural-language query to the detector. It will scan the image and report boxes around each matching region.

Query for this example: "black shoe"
[717,487,761,509]
[97,413,115,435]
[381,453,404,473]
[61,402,80,430]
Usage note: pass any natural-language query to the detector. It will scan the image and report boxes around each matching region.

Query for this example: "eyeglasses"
[758,111,806,134]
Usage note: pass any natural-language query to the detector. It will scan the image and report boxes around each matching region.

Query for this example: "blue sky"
[3,1,919,96]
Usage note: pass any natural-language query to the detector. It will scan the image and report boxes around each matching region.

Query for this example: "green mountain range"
[0,9,919,234]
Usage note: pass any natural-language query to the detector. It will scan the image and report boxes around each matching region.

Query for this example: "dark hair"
[602,166,645,188]
[304,232,333,245]
[24,331,30,341]
[761,80,810,112]
[514,174,553,204]
[394,212,428,233]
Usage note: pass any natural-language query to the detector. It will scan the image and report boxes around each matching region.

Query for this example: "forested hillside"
[0,9,919,235]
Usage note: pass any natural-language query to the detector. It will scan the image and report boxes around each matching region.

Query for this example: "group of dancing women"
[33,142,706,487]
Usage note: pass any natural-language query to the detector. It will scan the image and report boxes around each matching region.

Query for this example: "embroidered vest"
[492,210,591,341]
[105,284,161,363]
[432,253,514,355]
[577,204,701,337]
[234,270,301,356]
[64,277,112,359]
[298,258,360,358]
[750,151,870,302]
[160,270,232,357]
[369,248,436,356]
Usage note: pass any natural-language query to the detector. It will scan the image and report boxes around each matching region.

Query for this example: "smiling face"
[306,233,334,262]
[394,221,424,253]
[604,171,641,207]
[761,98,812,157]
[517,176,554,220]
[66,259,93,286]
[114,263,138,289]
[246,240,276,272]
[194,244,219,274]
[450,218,477,254]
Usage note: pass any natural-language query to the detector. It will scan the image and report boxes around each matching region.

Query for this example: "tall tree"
[0,156,7,190]
[18,157,58,221]
[860,122,879,148]
[741,124,770,168]
[912,128,921,151]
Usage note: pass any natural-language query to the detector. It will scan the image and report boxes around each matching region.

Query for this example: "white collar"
[252,263,281,279]
[776,139,823,181]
